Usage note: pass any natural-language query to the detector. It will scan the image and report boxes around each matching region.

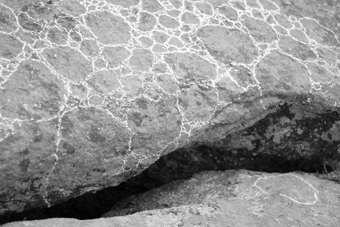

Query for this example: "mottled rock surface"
[0,0,340,219]
[102,170,340,227]
[4,170,340,227]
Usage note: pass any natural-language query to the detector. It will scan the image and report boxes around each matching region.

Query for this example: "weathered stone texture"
[0,60,66,120]
[1,0,340,221]
[307,62,334,83]
[197,26,259,64]
[0,33,23,59]
[127,96,182,155]
[229,65,257,89]
[164,52,217,84]
[85,11,131,45]
[316,47,338,66]
[129,49,154,71]
[17,12,43,32]
[5,170,340,227]
[102,170,327,219]
[218,5,238,21]
[178,85,217,122]
[102,46,130,69]
[241,15,278,43]
[0,120,58,214]
[106,0,140,8]
[289,29,309,43]
[0,4,17,32]
[138,12,157,31]
[195,2,213,15]
[152,31,169,44]
[57,0,86,17]
[278,35,317,61]
[42,47,92,83]
[87,70,121,94]
[255,51,311,94]
[156,73,179,95]
[45,107,132,204]
[215,75,241,103]
[273,0,340,41]
[80,39,100,57]
[142,0,163,13]
[158,15,180,29]
[118,74,144,97]
[46,27,68,45]
[181,12,200,24]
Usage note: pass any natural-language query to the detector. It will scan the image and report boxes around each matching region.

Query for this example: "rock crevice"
[0,0,339,222]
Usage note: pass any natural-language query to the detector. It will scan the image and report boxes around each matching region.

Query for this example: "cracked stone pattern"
[0,0,339,214]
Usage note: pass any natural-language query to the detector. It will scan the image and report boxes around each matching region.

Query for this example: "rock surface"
[4,170,340,227]
[0,0,340,217]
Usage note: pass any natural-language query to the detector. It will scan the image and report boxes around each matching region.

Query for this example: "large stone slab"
[4,170,340,227]
[102,170,340,226]
[0,0,340,218]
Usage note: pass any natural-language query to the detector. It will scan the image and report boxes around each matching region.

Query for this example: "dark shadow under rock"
[101,170,339,219]
[1,102,339,225]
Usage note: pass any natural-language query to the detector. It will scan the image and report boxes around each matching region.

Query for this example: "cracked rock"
[1,0,340,223]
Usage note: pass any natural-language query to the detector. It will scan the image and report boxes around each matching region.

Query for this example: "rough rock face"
[101,170,340,226]
[0,0,340,217]
[4,170,340,227]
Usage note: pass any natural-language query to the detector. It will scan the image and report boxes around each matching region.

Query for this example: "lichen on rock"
[1,0,340,224]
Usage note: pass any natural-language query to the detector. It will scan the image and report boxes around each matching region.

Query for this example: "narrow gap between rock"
[0,102,339,224]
